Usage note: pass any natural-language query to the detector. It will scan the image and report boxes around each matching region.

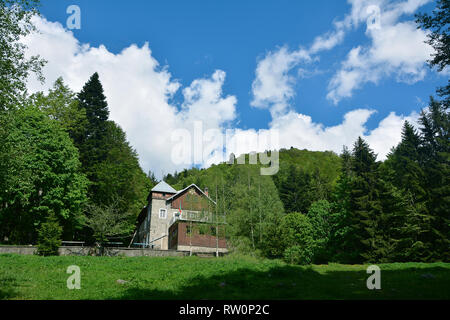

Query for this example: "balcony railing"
[169,210,225,227]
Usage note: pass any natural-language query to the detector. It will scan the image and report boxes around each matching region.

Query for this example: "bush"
[307,200,333,263]
[37,213,62,256]
[229,236,262,257]
[283,245,314,265]
[279,212,316,265]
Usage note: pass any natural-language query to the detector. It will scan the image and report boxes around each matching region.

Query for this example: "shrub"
[229,236,262,257]
[279,212,316,265]
[307,200,333,263]
[37,213,62,256]
[283,245,314,265]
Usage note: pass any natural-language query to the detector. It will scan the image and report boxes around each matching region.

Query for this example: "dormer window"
[159,208,167,219]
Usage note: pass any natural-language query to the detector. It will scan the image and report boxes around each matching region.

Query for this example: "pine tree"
[329,146,353,263]
[347,137,381,263]
[418,98,450,261]
[93,121,151,221]
[75,72,110,182]
[37,212,63,256]
[385,121,432,261]
[277,164,312,214]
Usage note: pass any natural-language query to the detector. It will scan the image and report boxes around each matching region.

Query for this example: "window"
[186,225,192,236]
[159,208,167,219]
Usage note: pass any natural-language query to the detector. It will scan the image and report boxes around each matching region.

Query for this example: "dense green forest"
[0,0,448,263]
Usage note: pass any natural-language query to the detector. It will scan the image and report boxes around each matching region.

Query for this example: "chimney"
[204,187,209,197]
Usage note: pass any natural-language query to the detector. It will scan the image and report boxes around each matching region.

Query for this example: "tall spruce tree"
[93,121,151,220]
[347,137,381,263]
[277,164,312,214]
[76,72,110,183]
[418,98,450,261]
[416,1,449,261]
[385,121,432,261]
[72,73,152,243]
[329,146,354,263]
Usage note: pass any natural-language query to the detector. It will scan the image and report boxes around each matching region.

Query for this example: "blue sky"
[25,0,447,176]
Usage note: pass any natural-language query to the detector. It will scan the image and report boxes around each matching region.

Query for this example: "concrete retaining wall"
[177,245,228,254]
[0,245,37,255]
[0,245,193,257]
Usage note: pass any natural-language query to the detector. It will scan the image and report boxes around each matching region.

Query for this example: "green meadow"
[0,254,449,300]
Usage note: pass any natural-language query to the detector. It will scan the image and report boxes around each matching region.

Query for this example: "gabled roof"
[151,180,177,194]
[166,184,216,204]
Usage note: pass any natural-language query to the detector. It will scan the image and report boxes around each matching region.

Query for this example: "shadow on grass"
[0,276,19,299]
[110,264,450,300]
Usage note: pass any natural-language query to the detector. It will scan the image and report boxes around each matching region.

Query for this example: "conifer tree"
[385,121,432,261]
[328,146,353,263]
[418,98,450,261]
[277,164,312,214]
[75,72,110,181]
[347,137,380,263]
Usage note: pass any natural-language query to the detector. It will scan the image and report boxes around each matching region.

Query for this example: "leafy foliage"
[0,0,46,109]
[416,0,449,106]
[37,212,62,256]
[0,106,88,243]
[83,200,133,244]
[279,212,315,265]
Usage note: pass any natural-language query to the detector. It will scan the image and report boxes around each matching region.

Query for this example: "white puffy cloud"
[251,47,311,117]
[180,70,236,128]
[365,110,420,158]
[327,0,434,104]
[309,28,347,54]
[251,0,434,107]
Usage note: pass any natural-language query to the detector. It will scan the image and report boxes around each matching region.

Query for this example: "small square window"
[159,209,167,219]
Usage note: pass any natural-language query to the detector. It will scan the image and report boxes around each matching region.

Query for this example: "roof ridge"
[151,180,177,193]
[166,183,216,204]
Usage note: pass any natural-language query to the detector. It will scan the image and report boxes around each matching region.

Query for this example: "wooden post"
[128,229,137,248]
[215,178,219,257]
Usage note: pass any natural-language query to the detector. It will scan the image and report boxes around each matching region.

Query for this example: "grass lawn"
[0,254,449,300]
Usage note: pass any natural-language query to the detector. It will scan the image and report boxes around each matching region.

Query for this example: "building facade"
[132,181,227,253]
